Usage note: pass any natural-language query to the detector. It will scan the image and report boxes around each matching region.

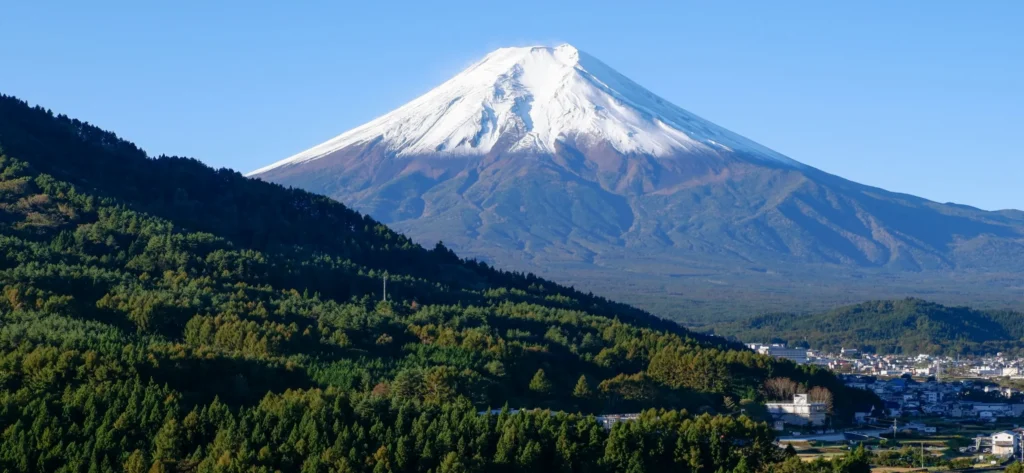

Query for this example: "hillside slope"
[0,94,877,472]
[710,298,1024,355]
[250,45,1024,320]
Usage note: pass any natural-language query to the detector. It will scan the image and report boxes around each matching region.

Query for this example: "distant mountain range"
[249,44,1024,320]
[707,298,1024,356]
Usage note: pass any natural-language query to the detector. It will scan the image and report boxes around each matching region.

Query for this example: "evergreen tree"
[573,375,592,398]
[153,418,182,461]
[733,456,750,473]
[123,450,147,473]
[529,369,553,394]
[0,93,876,473]
[438,451,467,473]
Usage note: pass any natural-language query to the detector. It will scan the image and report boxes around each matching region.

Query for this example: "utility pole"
[893,418,898,440]
[1017,431,1022,463]
[382,272,387,302]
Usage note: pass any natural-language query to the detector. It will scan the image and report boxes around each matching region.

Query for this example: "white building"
[991,431,1019,457]
[747,343,809,364]
[766,394,827,426]
[596,413,640,429]
[973,403,1013,417]
[972,366,1002,377]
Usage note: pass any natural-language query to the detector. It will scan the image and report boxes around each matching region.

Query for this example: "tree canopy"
[0,94,877,472]
[711,298,1024,355]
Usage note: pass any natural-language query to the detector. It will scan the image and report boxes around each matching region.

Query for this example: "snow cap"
[249,44,799,176]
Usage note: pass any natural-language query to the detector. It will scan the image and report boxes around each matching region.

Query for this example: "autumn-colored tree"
[763,377,799,401]
[808,386,834,414]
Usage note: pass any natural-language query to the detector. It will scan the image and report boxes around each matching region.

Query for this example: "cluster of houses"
[746,342,1024,384]
[744,343,1024,459]
[824,352,1024,380]
[745,344,1024,423]
[842,375,1024,420]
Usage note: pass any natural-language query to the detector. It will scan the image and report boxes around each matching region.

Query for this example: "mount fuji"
[249,44,1024,319]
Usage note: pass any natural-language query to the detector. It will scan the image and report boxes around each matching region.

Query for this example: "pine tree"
[517,440,542,470]
[153,417,182,460]
[373,446,392,473]
[732,456,750,473]
[572,375,592,398]
[124,450,147,473]
[529,369,552,394]
[494,424,518,466]
[438,451,467,473]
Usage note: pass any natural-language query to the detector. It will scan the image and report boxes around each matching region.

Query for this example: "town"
[748,343,1024,465]
[749,343,1024,380]
[748,343,1024,418]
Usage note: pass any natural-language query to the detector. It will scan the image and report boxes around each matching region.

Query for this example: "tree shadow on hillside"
[138,353,314,408]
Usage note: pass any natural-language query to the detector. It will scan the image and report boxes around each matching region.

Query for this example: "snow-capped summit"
[248,44,1024,315]
[248,44,799,176]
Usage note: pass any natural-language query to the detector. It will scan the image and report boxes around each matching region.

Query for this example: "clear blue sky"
[2,1,1021,210]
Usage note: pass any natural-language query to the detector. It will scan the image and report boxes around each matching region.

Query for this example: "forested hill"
[710,298,1024,355]
[0,94,873,473]
[0,93,674,336]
